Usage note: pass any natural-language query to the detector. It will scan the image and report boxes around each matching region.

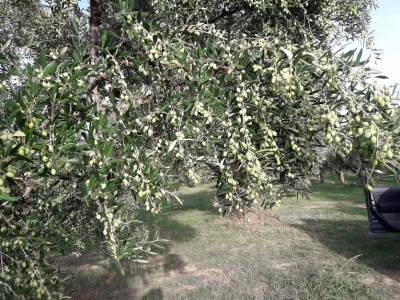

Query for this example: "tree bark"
[319,167,325,183]
[89,0,104,113]
[336,169,346,184]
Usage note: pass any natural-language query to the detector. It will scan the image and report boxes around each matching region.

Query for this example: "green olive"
[6,171,15,178]
[18,147,25,156]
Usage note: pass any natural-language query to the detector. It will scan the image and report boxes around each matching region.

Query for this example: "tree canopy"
[1,0,399,298]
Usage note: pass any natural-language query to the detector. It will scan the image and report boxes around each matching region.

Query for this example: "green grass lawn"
[63,174,400,299]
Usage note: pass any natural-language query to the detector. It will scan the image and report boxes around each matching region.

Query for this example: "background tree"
[318,150,360,184]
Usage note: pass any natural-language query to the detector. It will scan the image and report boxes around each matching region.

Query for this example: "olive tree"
[1,0,399,298]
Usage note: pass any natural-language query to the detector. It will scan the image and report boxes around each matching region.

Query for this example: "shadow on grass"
[309,180,364,204]
[336,205,367,217]
[65,251,193,299]
[62,254,138,299]
[141,288,163,300]
[291,218,400,282]
[309,174,398,203]
[133,252,190,286]
[63,216,197,299]
[308,177,399,218]
[154,217,198,243]
[179,189,217,213]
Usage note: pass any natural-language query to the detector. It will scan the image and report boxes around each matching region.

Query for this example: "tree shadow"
[63,248,193,298]
[309,180,364,204]
[141,288,163,300]
[155,183,216,212]
[169,189,217,215]
[61,254,138,299]
[155,217,198,243]
[61,216,197,298]
[308,174,398,205]
[132,252,191,287]
[163,253,186,273]
[60,184,218,298]
[336,205,367,217]
[291,217,400,282]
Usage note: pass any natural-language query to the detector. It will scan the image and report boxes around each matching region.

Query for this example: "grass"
[62,174,400,299]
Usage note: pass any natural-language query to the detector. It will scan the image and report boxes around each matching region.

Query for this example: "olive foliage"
[1,0,399,298]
